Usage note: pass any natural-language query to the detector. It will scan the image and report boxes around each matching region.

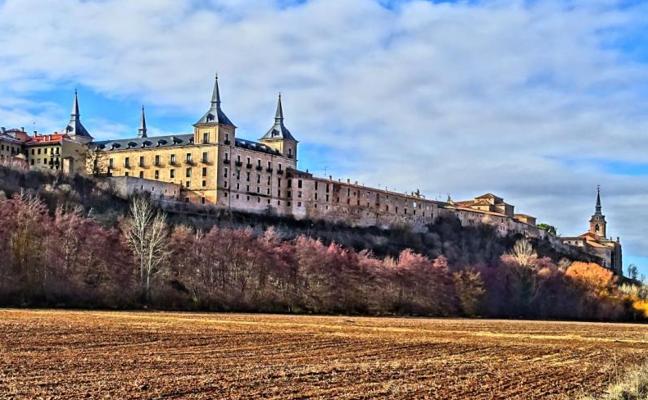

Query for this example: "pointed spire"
[194,73,235,127]
[211,73,221,106]
[595,185,602,215]
[260,93,296,142]
[138,105,148,138]
[275,92,284,122]
[71,89,80,118]
[63,89,92,140]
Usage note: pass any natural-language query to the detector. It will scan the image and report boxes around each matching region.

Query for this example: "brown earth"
[0,310,647,399]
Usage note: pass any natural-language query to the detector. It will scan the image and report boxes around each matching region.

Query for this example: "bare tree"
[509,239,538,269]
[125,197,169,302]
[84,147,109,176]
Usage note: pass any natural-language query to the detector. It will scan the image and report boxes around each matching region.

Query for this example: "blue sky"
[1,0,648,277]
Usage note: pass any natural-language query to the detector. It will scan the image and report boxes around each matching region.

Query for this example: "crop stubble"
[0,310,647,399]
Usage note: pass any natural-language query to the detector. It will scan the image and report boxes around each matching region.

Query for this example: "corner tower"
[260,94,298,161]
[64,90,93,143]
[193,74,236,146]
[589,186,607,238]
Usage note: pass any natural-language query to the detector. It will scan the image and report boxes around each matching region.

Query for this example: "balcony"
[277,169,284,175]
[186,159,196,166]
[124,164,132,169]
[246,163,253,169]
[224,139,231,145]
[235,161,243,167]
[266,167,273,173]
[223,159,230,165]
[255,165,263,171]
[201,158,211,165]
[170,160,179,167]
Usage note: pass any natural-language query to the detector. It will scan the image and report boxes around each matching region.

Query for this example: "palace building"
[0,75,624,274]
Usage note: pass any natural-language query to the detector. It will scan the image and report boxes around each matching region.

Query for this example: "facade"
[1,76,624,274]
[560,187,623,274]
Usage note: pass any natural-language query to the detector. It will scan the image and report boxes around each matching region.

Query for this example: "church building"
[560,187,623,274]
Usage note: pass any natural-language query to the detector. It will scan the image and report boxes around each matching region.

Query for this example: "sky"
[1,0,648,276]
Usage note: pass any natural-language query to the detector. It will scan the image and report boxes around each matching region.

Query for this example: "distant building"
[560,187,623,274]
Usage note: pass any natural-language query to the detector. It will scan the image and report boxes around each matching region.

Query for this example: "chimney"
[20,127,25,132]
[1,127,5,133]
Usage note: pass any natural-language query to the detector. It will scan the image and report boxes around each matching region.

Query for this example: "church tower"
[589,186,607,238]
[193,74,236,146]
[260,93,298,161]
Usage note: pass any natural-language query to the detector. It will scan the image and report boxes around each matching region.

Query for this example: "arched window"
[595,224,600,232]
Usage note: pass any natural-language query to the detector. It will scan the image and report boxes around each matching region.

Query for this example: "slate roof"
[260,94,296,141]
[93,135,282,156]
[64,90,92,139]
[194,75,235,127]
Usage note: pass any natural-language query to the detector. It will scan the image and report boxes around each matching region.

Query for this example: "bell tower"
[589,186,607,238]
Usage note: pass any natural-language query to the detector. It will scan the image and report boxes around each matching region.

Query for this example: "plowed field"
[0,310,647,399]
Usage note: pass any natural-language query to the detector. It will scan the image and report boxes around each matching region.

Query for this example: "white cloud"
[1,0,648,268]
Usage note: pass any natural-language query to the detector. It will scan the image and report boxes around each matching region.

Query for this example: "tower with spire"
[589,185,607,238]
[64,90,93,143]
[260,93,298,160]
[138,106,147,138]
[193,74,236,146]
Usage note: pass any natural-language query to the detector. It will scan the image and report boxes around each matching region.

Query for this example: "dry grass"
[578,362,648,400]
[0,310,647,399]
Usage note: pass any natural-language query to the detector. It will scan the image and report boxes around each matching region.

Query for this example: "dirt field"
[0,310,647,399]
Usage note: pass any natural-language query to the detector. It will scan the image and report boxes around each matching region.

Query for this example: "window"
[139,171,144,178]
[170,169,175,178]
[155,155,160,166]
[125,172,129,177]
[109,158,114,168]
[124,157,130,168]
[202,152,208,162]
[256,175,260,184]
[186,168,192,178]
[186,181,190,188]
[139,156,144,167]
[37,149,41,155]
[246,172,250,182]
[298,180,302,189]
[155,170,159,179]
[202,132,209,144]
[202,167,207,177]
[186,153,192,162]
[224,167,228,177]
[170,154,176,164]
[202,180,206,187]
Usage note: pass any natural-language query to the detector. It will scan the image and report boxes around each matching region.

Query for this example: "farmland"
[0,310,647,399]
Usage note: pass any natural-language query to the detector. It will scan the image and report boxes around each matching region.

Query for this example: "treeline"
[0,193,646,321]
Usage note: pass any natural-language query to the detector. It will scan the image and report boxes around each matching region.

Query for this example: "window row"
[109,152,211,169]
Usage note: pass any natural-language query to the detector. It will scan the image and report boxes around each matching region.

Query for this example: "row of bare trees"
[0,193,644,320]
